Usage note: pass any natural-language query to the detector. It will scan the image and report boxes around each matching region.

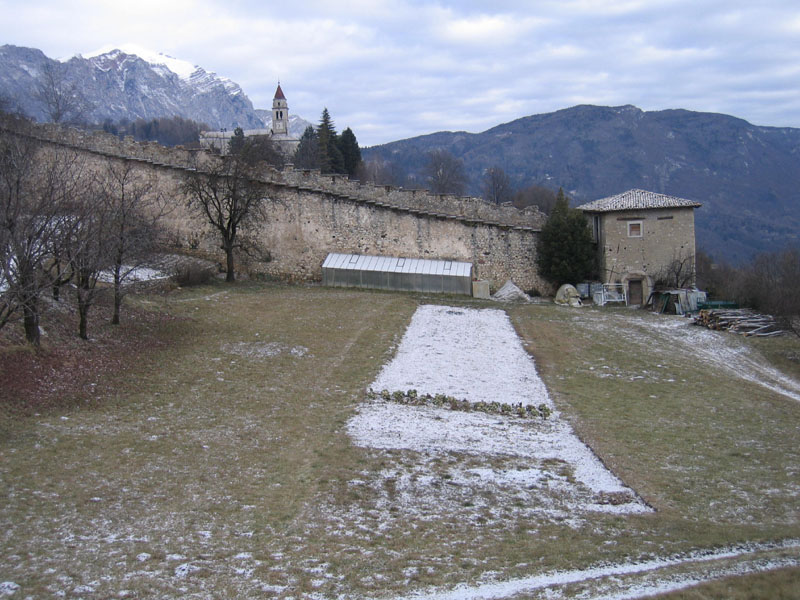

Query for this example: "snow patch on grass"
[372,306,551,407]
[602,312,800,402]
[97,266,169,284]
[221,341,309,359]
[348,305,649,514]
[173,562,201,578]
[380,539,800,600]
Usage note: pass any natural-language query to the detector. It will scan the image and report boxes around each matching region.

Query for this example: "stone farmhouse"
[577,189,702,305]
[199,84,299,155]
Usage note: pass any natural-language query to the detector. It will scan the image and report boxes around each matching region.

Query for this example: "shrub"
[171,263,215,287]
[374,389,552,420]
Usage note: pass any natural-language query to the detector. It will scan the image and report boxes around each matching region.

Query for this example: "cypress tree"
[292,125,319,169]
[337,127,362,179]
[228,127,245,156]
[317,108,344,174]
[536,188,596,286]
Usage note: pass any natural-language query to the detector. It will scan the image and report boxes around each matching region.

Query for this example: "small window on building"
[591,215,600,242]
[628,221,643,238]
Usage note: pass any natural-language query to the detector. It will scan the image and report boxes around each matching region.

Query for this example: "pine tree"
[317,108,344,174]
[536,188,596,286]
[337,127,362,179]
[228,127,246,156]
[292,125,319,169]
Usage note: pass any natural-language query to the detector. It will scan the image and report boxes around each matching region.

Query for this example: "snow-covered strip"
[96,266,169,284]
[381,539,800,600]
[371,305,551,407]
[351,305,650,507]
[348,402,643,502]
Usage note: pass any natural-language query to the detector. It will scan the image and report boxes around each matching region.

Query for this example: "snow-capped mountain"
[0,44,275,130]
[85,44,245,97]
[85,44,199,80]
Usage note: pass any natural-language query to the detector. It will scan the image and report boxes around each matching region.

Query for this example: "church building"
[271,84,289,136]
[199,84,300,155]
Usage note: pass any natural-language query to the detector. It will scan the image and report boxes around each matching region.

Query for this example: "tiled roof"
[576,189,701,212]
[274,84,286,100]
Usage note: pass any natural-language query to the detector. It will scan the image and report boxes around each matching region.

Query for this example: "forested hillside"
[364,105,800,263]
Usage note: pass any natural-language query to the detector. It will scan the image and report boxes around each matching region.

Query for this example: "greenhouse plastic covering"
[322,253,473,295]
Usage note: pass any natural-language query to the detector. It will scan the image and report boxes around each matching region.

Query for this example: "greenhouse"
[322,253,473,295]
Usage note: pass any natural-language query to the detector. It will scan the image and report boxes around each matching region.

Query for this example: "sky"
[2,0,799,146]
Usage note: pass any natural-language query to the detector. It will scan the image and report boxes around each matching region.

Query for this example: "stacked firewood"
[692,309,785,337]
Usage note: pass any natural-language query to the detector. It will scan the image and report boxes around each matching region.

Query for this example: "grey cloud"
[2,0,799,145]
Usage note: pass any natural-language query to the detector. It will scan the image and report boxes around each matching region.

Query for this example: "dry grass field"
[1,281,798,599]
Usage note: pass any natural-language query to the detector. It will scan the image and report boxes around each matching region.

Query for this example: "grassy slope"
[0,285,798,598]
[510,306,800,531]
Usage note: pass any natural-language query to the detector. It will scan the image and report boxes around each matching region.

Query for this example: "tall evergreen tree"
[536,188,595,286]
[292,125,319,169]
[317,108,344,174]
[228,127,246,155]
[337,127,362,179]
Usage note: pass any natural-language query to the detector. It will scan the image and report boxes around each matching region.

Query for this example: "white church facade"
[199,84,300,155]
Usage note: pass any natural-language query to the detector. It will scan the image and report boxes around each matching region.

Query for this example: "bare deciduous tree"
[512,185,558,215]
[35,61,91,125]
[182,155,266,282]
[423,149,467,196]
[67,189,115,340]
[654,251,696,289]
[747,248,800,337]
[482,166,513,205]
[98,161,170,324]
[356,159,411,188]
[696,247,800,337]
[0,116,87,343]
[0,201,12,330]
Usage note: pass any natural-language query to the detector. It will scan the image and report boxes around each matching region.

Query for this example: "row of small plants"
[368,388,552,420]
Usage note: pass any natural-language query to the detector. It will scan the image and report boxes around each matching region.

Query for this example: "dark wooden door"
[628,279,643,305]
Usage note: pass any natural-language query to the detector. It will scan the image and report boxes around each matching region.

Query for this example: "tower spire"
[272,83,288,135]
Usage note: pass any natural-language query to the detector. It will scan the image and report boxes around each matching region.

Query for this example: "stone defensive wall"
[10,122,550,293]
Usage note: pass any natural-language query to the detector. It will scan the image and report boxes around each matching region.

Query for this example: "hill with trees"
[363,105,800,263]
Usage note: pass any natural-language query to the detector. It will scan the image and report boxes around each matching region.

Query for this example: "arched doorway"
[621,271,652,306]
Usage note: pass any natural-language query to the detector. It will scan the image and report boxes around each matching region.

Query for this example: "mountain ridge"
[3,44,798,263]
[364,104,800,263]
[0,44,270,130]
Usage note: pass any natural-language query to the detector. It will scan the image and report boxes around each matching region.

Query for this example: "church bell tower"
[272,83,288,136]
